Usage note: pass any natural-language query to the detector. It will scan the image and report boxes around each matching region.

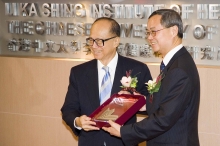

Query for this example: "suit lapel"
[85,60,100,108]
[147,47,187,113]
[85,57,125,109]
[85,55,137,108]
[164,47,187,74]
[111,55,124,95]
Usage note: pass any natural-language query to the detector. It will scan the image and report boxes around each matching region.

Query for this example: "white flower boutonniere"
[120,70,140,93]
[146,73,165,103]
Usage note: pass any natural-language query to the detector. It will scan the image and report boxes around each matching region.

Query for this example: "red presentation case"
[89,93,146,128]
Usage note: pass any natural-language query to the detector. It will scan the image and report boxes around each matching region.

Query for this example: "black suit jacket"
[121,47,200,146]
[61,55,152,146]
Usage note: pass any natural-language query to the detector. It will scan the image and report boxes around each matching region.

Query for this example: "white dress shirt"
[163,44,183,66]
[97,53,118,98]
[74,53,118,129]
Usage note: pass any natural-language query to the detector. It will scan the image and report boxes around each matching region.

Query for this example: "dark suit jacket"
[121,47,200,146]
[61,55,152,146]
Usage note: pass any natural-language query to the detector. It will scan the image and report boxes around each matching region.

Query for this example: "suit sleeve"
[121,68,192,146]
[61,68,81,136]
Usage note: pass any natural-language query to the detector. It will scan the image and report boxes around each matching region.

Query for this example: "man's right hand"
[76,115,100,131]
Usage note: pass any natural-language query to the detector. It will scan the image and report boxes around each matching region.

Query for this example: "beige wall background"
[0,56,219,146]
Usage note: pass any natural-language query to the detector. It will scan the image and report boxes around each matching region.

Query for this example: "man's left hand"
[102,120,121,137]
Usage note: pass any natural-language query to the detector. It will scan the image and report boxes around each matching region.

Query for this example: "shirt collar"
[163,44,183,66]
[97,53,118,72]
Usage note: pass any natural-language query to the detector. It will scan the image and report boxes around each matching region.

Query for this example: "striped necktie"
[160,61,165,72]
[100,66,112,105]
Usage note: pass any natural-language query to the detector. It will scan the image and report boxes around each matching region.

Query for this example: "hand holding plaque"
[89,70,145,128]
[89,94,146,128]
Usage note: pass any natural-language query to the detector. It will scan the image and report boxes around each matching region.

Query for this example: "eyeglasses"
[145,28,168,38]
[86,36,117,47]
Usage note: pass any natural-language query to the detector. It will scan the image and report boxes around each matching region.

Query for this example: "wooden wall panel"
[0,56,219,146]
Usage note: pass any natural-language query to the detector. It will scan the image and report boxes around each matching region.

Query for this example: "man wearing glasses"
[61,17,152,146]
[103,9,200,146]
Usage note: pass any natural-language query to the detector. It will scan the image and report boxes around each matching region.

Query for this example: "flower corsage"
[145,73,165,103]
[120,70,140,93]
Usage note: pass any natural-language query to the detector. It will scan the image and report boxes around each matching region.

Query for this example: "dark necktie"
[160,61,165,72]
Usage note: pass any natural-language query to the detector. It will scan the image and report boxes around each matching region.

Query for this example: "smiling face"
[146,15,180,57]
[89,19,120,65]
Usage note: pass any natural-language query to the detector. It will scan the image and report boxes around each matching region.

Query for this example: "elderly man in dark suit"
[61,17,152,146]
[103,9,200,146]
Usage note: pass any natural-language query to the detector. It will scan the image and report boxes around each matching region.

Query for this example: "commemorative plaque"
[89,94,146,128]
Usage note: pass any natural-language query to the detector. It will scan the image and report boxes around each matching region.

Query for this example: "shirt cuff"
[74,117,82,130]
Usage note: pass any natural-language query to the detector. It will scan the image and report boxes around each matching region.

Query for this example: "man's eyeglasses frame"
[86,36,117,47]
[145,27,168,38]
